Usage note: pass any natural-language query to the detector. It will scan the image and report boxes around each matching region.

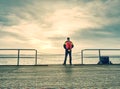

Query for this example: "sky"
[0,0,120,54]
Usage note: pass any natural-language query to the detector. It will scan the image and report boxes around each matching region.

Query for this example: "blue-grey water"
[0,53,120,65]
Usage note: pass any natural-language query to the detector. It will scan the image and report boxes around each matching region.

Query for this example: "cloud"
[0,29,18,38]
[72,23,120,49]
[0,0,33,26]
[0,0,120,53]
[104,0,120,18]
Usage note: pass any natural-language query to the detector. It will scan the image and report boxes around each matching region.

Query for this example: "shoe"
[63,63,66,65]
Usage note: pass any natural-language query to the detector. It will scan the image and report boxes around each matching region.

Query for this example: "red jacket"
[63,41,74,50]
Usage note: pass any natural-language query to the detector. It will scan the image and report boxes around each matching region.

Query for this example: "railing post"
[81,50,83,64]
[98,49,101,61]
[35,50,37,65]
[17,49,20,66]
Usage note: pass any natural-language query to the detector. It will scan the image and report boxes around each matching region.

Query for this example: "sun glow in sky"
[0,0,120,54]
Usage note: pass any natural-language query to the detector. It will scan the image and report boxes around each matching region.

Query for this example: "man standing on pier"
[63,37,74,65]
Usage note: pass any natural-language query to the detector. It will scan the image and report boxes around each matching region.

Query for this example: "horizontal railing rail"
[81,49,120,64]
[0,49,37,65]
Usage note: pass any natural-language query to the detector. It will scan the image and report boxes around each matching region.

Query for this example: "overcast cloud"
[0,0,120,53]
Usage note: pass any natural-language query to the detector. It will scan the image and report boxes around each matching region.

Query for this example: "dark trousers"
[63,50,72,65]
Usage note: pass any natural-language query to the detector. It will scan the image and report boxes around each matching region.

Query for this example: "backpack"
[65,41,73,50]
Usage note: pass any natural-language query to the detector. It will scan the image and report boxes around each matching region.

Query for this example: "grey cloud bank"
[0,0,120,53]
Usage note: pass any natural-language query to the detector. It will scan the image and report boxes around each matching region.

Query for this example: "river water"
[0,53,120,65]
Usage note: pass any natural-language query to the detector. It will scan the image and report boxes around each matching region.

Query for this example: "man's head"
[67,37,70,41]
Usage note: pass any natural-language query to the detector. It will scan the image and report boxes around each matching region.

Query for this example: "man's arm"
[63,42,66,49]
[71,42,74,48]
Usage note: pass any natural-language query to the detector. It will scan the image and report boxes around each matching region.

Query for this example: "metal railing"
[0,49,37,65]
[81,49,120,64]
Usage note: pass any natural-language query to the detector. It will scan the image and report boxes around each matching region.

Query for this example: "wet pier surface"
[0,65,120,89]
